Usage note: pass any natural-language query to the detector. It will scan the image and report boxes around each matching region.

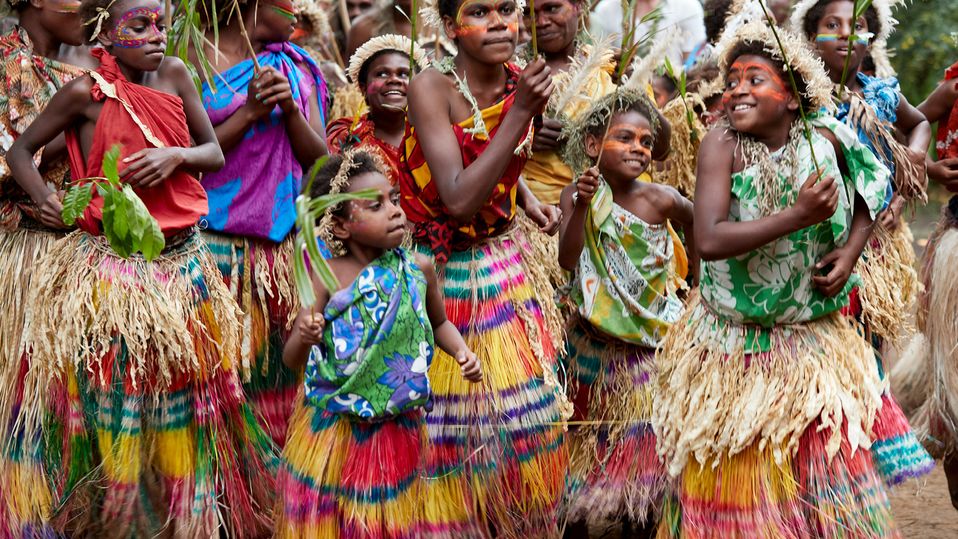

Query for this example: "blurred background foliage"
[889,0,958,107]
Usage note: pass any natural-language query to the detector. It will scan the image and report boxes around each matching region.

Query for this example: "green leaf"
[102,145,122,186]
[138,217,165,262]
[61,185,93,226]
[101,189,132,258]
[122,185,149,243]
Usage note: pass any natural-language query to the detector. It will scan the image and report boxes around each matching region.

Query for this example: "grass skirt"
[18,230,279,537]
[654,293,898,537]
[563,319,665,527]
[204,231,299,447]
[275,397,427,538]
[893,200,958,457]
[415,219,570,538]
[0,227,63,537]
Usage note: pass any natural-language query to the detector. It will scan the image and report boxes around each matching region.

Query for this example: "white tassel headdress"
[788,0,899,76]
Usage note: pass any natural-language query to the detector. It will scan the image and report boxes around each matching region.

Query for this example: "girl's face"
[586,110,654,182]
[39,0,86,46]
[100,0,168,71]
[334,172,407,250]
[361,52,412,115]
[812,0,871,80]
[722,54,798,136]
[254,0,297,43]
[444,0,519,65]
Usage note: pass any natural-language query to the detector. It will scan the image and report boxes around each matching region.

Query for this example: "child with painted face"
[276,150,482,538]
[0,0,94,533]
[327,35,427,183]
[792,0,930,229]
[556,89,692,536]
[653,23,901,538]
[792,0,937,490]
[6,0,284,536]
[192,0,329,448]
[400,0,569,535]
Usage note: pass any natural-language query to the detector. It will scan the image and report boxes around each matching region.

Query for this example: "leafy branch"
[61,145,166,261]
[293,157,379,307]
[662,56,698,144]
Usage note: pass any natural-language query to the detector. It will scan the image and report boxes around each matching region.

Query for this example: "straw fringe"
[22,231,242,391]
[845,95,928,203]
[855,220,920,345]
[654,293,883,477]
[657,94,707,197]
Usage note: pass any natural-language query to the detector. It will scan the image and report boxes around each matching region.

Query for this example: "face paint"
[265,0,297,22]
[815,32,873,44]
[454,0,517,34]
[48,0,81,14]
[109,6,162,48]
[727,60,791,105]
[602,124,653,156]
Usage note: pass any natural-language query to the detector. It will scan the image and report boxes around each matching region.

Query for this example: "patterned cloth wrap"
[399,64,527,263]
[305,248,434,418]
[201,42,328,242]
[570,180,684,346]
[0,27,84,230]
[655,116,903,538]
[836,72,900,203]
[327,113,404,183]
[276,248,434,538]
[0,26,84,538]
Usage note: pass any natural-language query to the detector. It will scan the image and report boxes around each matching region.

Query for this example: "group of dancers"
[1,0,957,536]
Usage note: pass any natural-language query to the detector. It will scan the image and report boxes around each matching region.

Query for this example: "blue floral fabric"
[304,248,434,418]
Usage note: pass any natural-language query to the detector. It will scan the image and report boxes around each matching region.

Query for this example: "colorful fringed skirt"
[563,319,665,527]
[0,226,63,537]
[416,219,570,538]
[19,230,279,538]
[654,294,900,538]
[844,220,934,485]
[204,231,301,447]
[276,398,427,538]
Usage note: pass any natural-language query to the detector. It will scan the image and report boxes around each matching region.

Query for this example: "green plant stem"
[837,0,872,99]
[410,0,418,73]
[756,0,821,174]
[529,0,538,57]
[235,0,261,70]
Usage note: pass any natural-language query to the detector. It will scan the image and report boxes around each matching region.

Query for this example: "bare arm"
[406,61,553,221]
[557,168,598,271]
[172,58,225,173]
[282,76,329,168]
[895,93,931,155]
[918,77,958,125]
[693,128,838,261]
[283,281,331,372]
[417,253,481,381]
[8,76,93,227]
[812,193,874,297]
[652,107,672,161]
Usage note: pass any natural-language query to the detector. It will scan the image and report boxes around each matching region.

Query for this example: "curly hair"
[703,0,735,44]
[802,0,881,41]
[308,150,385,210]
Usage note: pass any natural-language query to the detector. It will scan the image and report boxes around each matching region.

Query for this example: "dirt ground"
[890,465,958,537]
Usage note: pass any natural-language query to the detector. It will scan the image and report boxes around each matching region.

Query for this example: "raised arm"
[895,93,931,155]
[918,77,958,126]
[694,128,838,261]
[8,76,93,229]
[557,168,598,271]
[406,60,553,221]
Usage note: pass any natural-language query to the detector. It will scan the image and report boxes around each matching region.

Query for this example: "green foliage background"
[889,0,958,105]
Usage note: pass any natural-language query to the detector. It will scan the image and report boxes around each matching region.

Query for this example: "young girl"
[653,22,898,537]
[327,34,428,182]
[401,0,569,534]
[7,0,277,535]
[275,150,482,538]
[791,0,935,487]
[558,89,692,536]
[196,0,328,446]
[0,0,92,532]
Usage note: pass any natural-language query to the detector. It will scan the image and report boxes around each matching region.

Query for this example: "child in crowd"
[7,0,277,535]
[791,0,935,486]
[401,0,569,534]
[196,0,328,446]
[558,88,693,537]
[653,21,899,537]
[275,150,482,538]
[0,0,92,533]
[327,34,428,182]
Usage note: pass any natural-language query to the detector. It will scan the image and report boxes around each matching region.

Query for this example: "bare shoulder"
[413,251,437,279]
[701,124,736,149]
[158,55,191,80]
[409,67,453,95]
[643,182,680,209]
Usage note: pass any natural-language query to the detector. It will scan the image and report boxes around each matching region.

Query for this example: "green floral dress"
[700,116,890,333]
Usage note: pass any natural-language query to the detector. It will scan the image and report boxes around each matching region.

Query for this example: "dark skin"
[193,0,327,169]
[345,0,376,22]
[346,0,413,59]
[918,76,958,191]
[811,0,931,228]
[697,54,873,297]
[8,0,224,230]
[283,171,483,383]
[558,110,695,275]
[360,51,411,148]
[406,0,560,234]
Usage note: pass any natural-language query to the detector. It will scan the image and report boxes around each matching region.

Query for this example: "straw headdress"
[346,33,430,83]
